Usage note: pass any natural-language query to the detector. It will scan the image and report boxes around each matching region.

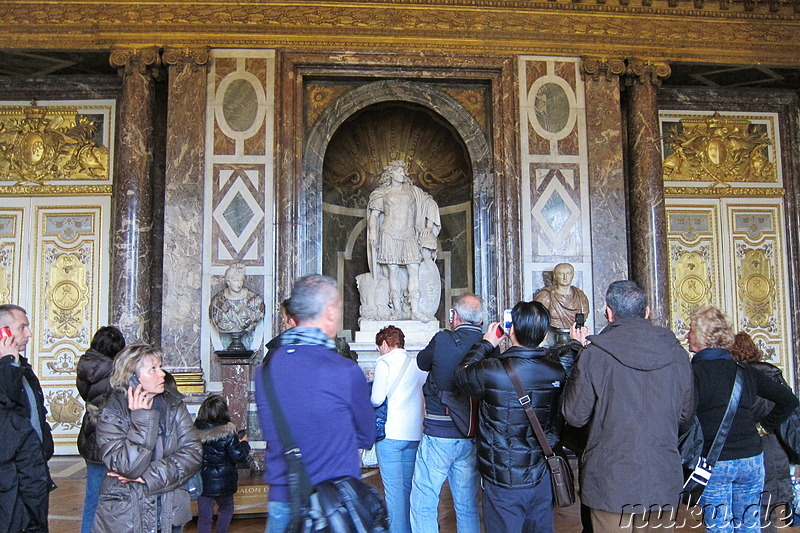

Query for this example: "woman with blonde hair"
[687,306,797,533]
[93,344,202,533]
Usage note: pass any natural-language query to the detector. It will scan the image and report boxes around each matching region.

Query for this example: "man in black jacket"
[0,304,54,532]
[410,293,484,533]
[455,300,573,533]
[562,281,693,533]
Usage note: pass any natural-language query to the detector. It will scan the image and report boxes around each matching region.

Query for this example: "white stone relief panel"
[202,50,276,389]
[518,55,594,331]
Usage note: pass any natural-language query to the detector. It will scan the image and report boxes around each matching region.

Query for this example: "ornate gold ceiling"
[1,0,799,67]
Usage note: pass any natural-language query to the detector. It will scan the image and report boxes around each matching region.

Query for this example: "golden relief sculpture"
[44,254,90,338]
[46,349,79,374]
[737,248,775,328]
[0,103,109,186]
[671,250,714,332]
[45,389,83,430]
[0,265,9,305]
[662,113,776,186]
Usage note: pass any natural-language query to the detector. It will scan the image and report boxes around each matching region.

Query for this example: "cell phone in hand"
[0,326,11,339]
[237,429,246,439]
[129,374,141,389]
[575,313,585,329]
[503,309,512,333]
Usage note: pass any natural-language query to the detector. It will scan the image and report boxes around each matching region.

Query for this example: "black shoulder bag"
[681,364,744,506]
[439,330,480,437]
[261,356,389,533]
[501,358,576,508]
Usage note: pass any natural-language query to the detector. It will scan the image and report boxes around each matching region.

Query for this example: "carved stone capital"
[624,59,671,86]
[581,56,626,81]
[109,47,162,77]
[162,47,210,69]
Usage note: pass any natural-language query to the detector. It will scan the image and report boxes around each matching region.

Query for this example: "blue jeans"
[409,434,479,533]
[265,500,291,533]
[81,461,107,533]
[376,438,419,533]
[482,474,553,533]
[700,453,764,533]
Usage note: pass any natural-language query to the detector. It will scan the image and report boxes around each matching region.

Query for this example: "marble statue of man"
[367,160,441,321]
[533,263,590,330]
[209,263,265,334]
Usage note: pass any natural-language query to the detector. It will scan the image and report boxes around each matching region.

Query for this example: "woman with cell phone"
[92,344,202,533]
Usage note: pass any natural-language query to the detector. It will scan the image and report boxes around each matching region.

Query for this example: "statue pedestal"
[215,350,254,433]
[355,319,440,345]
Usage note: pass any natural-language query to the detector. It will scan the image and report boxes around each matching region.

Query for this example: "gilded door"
[0,101,114,454]
[661,111,793,381]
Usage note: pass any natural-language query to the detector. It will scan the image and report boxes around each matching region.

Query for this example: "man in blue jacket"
[410,293,484,533]
[255,275,375,533]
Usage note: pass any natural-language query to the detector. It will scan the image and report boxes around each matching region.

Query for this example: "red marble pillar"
[582,57,629,325]
[624,59,672,328]
[160,47,209,378]
[109,48,160,343]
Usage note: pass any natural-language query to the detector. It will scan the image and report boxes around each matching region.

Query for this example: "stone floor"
[47,454,750,533]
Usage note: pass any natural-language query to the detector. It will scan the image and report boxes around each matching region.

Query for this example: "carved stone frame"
[275,52,520,321]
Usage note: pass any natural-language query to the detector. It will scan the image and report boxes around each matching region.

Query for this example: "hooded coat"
[562,318,694,513]
[195,421,250,497]
[93,386,202,533]
[76,348,116,463]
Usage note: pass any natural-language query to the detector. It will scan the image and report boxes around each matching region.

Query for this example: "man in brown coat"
[562,281,694,533]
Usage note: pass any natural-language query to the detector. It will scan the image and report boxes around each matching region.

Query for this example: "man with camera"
[410,293,484,533]
[562,281,693,532]
[454,301,576,532]
[0,303,53,532]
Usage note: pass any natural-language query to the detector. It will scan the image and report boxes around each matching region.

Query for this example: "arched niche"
[301,80,496,329]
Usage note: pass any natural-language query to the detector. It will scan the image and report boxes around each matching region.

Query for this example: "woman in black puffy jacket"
[194,394,251,533]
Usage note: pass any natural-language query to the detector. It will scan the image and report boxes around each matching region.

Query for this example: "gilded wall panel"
[728,204,789,369]
[30,201,110,452]
[519,55,594,329]
[666,204,722,341]
[0,210,23,306]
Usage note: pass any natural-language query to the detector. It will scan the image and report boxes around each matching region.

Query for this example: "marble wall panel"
[160,55,208,372]
[202,50,276,391]
[584,75,628,327]
[518,56,595,330]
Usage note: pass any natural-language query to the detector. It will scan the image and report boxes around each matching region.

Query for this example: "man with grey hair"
[254,275,375,533]
[410,294,484,533]
[0,303,54,531]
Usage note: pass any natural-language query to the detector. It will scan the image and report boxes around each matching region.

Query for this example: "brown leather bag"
[501,358,576,508]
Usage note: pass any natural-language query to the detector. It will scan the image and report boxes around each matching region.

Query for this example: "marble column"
[159,47,209,384]
[582,57,629,326]
[624,59,671,327]
[109,48,161,344]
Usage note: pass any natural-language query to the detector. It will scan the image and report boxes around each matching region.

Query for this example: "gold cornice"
[162,47,210,68]
[582,57,627,81]
[664,186,785,197]
[2,3,799,67]
[0,185,113,197]
[109,47,162,76]
[625,59,672,85]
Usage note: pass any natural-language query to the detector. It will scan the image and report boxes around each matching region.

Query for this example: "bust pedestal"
[355,319,440,344]
[215,349,254,433]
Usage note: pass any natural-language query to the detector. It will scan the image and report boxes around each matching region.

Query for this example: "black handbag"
[262,355,389,533]
[501,358,576,508]
[681,364,744,507]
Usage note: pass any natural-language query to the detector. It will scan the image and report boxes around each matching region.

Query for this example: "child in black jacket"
[194,395,251,533]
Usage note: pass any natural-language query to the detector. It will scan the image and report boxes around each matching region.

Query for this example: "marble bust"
[209,263,265,335]
[533,263,590,330]
[362,160,441,322]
